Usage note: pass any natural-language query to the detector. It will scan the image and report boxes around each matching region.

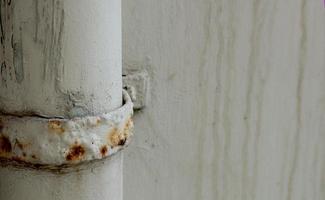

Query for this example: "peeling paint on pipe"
[0,0,122,118]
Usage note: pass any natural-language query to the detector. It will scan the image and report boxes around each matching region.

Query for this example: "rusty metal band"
[0,90,133,169]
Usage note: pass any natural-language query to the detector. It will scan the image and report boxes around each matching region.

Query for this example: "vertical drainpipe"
[0,1,132,200]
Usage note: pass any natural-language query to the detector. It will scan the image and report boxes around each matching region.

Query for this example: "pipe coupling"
[0,90,133,171]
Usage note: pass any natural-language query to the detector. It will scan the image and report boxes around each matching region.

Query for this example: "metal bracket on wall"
[123,70,149,110]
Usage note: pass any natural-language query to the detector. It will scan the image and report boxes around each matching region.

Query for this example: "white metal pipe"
[0,0,124,199]
[0,155,123,200]
[0,0,122,118]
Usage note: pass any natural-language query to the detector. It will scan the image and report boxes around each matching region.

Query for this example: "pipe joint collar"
[0,90,133,171]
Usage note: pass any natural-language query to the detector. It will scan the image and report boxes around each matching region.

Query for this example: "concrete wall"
[122,0,325,200]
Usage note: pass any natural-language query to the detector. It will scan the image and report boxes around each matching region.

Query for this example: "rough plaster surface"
[122,0,325,200]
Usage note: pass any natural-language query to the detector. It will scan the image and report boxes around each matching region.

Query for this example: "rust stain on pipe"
[109,118,133,147]
[123,118,134,139]
[0,135,12,153]
[100,145,108,157]
[48,120,65,134]
[0,156,116,174]
[109,128,123,147]
[0,120,3,131]
[15,139,24,150]
[66,144,85,161]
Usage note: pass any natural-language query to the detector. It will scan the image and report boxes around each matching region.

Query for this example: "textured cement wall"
[122,0,325,200]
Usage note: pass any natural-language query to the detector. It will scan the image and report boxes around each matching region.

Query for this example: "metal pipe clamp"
[0,90,134,171]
